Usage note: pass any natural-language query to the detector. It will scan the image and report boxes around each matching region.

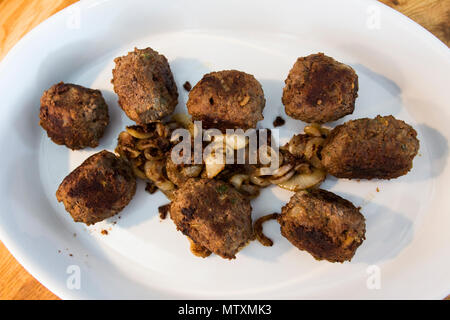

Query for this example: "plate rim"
[1,0,449,300]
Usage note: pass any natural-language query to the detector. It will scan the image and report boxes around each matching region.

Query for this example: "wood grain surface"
[379,0,450,47]
[0,0,449,300]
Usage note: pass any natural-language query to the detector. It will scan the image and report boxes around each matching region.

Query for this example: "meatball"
[39,82,109,150]
[170,178,253,259]
[278,189,366,263]
[187,70,265,130]
[112,47,178,124]
[56,150,136,225]
[321,115,420,179]
[282,53,358,123]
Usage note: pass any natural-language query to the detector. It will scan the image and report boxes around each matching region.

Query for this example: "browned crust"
[56,150,136,225]
[187,70,265,130]
[188,237,212,258]
[39,82,109,150]
[112,47,178,124]
[321,115,420,179]
[170,178,253,259]
[282,53,358,124]
[278,189,366,263]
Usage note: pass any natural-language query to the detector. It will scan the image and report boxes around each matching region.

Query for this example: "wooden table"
[0,0,449,300]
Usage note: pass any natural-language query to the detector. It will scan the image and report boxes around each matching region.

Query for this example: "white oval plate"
[0,0,449,299]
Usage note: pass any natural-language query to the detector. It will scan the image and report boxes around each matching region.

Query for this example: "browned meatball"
[278,189,366,263]
[170,178,253,259]
[112,47,178,124]
[321,115,420,179]
[39,82,109,150]
[56,150,136,225]
[187,70,265,130]
[282,53,358,123]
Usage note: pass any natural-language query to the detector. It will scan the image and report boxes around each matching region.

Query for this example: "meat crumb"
[101,230,109,235]
[158,204,170,220]
[273,116,285,127]
[145,182,158,194]
[183,81,192,92]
